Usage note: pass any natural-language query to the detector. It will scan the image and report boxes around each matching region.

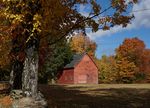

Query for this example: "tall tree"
[39,40,73,84]
[116,38,145,70]
[1,0,138,97]
[2,0,42,97]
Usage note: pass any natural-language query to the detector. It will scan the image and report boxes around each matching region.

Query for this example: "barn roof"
[64,53,85,69]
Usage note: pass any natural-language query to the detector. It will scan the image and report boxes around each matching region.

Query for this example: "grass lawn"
[39,84,150,108]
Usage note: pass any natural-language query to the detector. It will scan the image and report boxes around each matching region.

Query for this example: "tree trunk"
[22,45,38,98]
[10,60,23,90]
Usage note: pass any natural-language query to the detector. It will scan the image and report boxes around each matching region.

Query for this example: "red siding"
[57,54,98,84]
[57,69,74,84]
[74,55,98,84]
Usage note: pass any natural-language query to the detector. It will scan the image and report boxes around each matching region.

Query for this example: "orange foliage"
[116,37,150,82]
[116,37,145,71]
[117,37,145,60]
[140,49,150,81]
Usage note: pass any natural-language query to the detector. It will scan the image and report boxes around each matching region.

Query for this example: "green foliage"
[38,40,73,84]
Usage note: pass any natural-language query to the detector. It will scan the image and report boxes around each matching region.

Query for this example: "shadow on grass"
[39,84,150,108]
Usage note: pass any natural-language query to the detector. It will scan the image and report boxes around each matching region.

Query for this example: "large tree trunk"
[22,45,39,98]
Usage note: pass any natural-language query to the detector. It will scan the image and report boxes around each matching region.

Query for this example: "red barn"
[57,53,98,84]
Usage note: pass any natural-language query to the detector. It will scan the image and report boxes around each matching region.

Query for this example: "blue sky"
[94,27,150,58]
[79,0,150,59]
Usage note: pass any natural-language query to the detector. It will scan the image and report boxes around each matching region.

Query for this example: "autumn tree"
[116,38,145,79]
[116,37,145,66]
[96,55,117,83]
[70,33,97,57]
[115,56,137,83]
[115,37,148,82]
[1,0,138,97]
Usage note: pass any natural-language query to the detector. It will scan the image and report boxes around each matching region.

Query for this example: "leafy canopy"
[1,0,138,46]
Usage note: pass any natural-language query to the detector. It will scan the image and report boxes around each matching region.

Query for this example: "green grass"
[39,84,150,108]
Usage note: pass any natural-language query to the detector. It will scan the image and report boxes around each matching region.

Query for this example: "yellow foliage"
[70,33,86,54]
[70,33,96,57]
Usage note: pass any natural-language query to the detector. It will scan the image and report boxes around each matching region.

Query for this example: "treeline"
[1,31,150,84]
[96,38,150,83]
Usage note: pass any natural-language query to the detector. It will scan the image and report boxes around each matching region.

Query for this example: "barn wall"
[74,55,98,84]
[57,69,74,84]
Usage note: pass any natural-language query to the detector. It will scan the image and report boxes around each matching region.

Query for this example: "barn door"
[78,75,87,84]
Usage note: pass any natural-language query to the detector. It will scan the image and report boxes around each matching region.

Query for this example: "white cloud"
[87,0,150,40]
[79,5,89,17]
[87,26,121,40]
[131,0,150,28]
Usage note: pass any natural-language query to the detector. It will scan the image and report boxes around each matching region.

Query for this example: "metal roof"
[64,53,85,69]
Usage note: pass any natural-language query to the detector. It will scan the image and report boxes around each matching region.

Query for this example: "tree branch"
[48,6,112,45]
